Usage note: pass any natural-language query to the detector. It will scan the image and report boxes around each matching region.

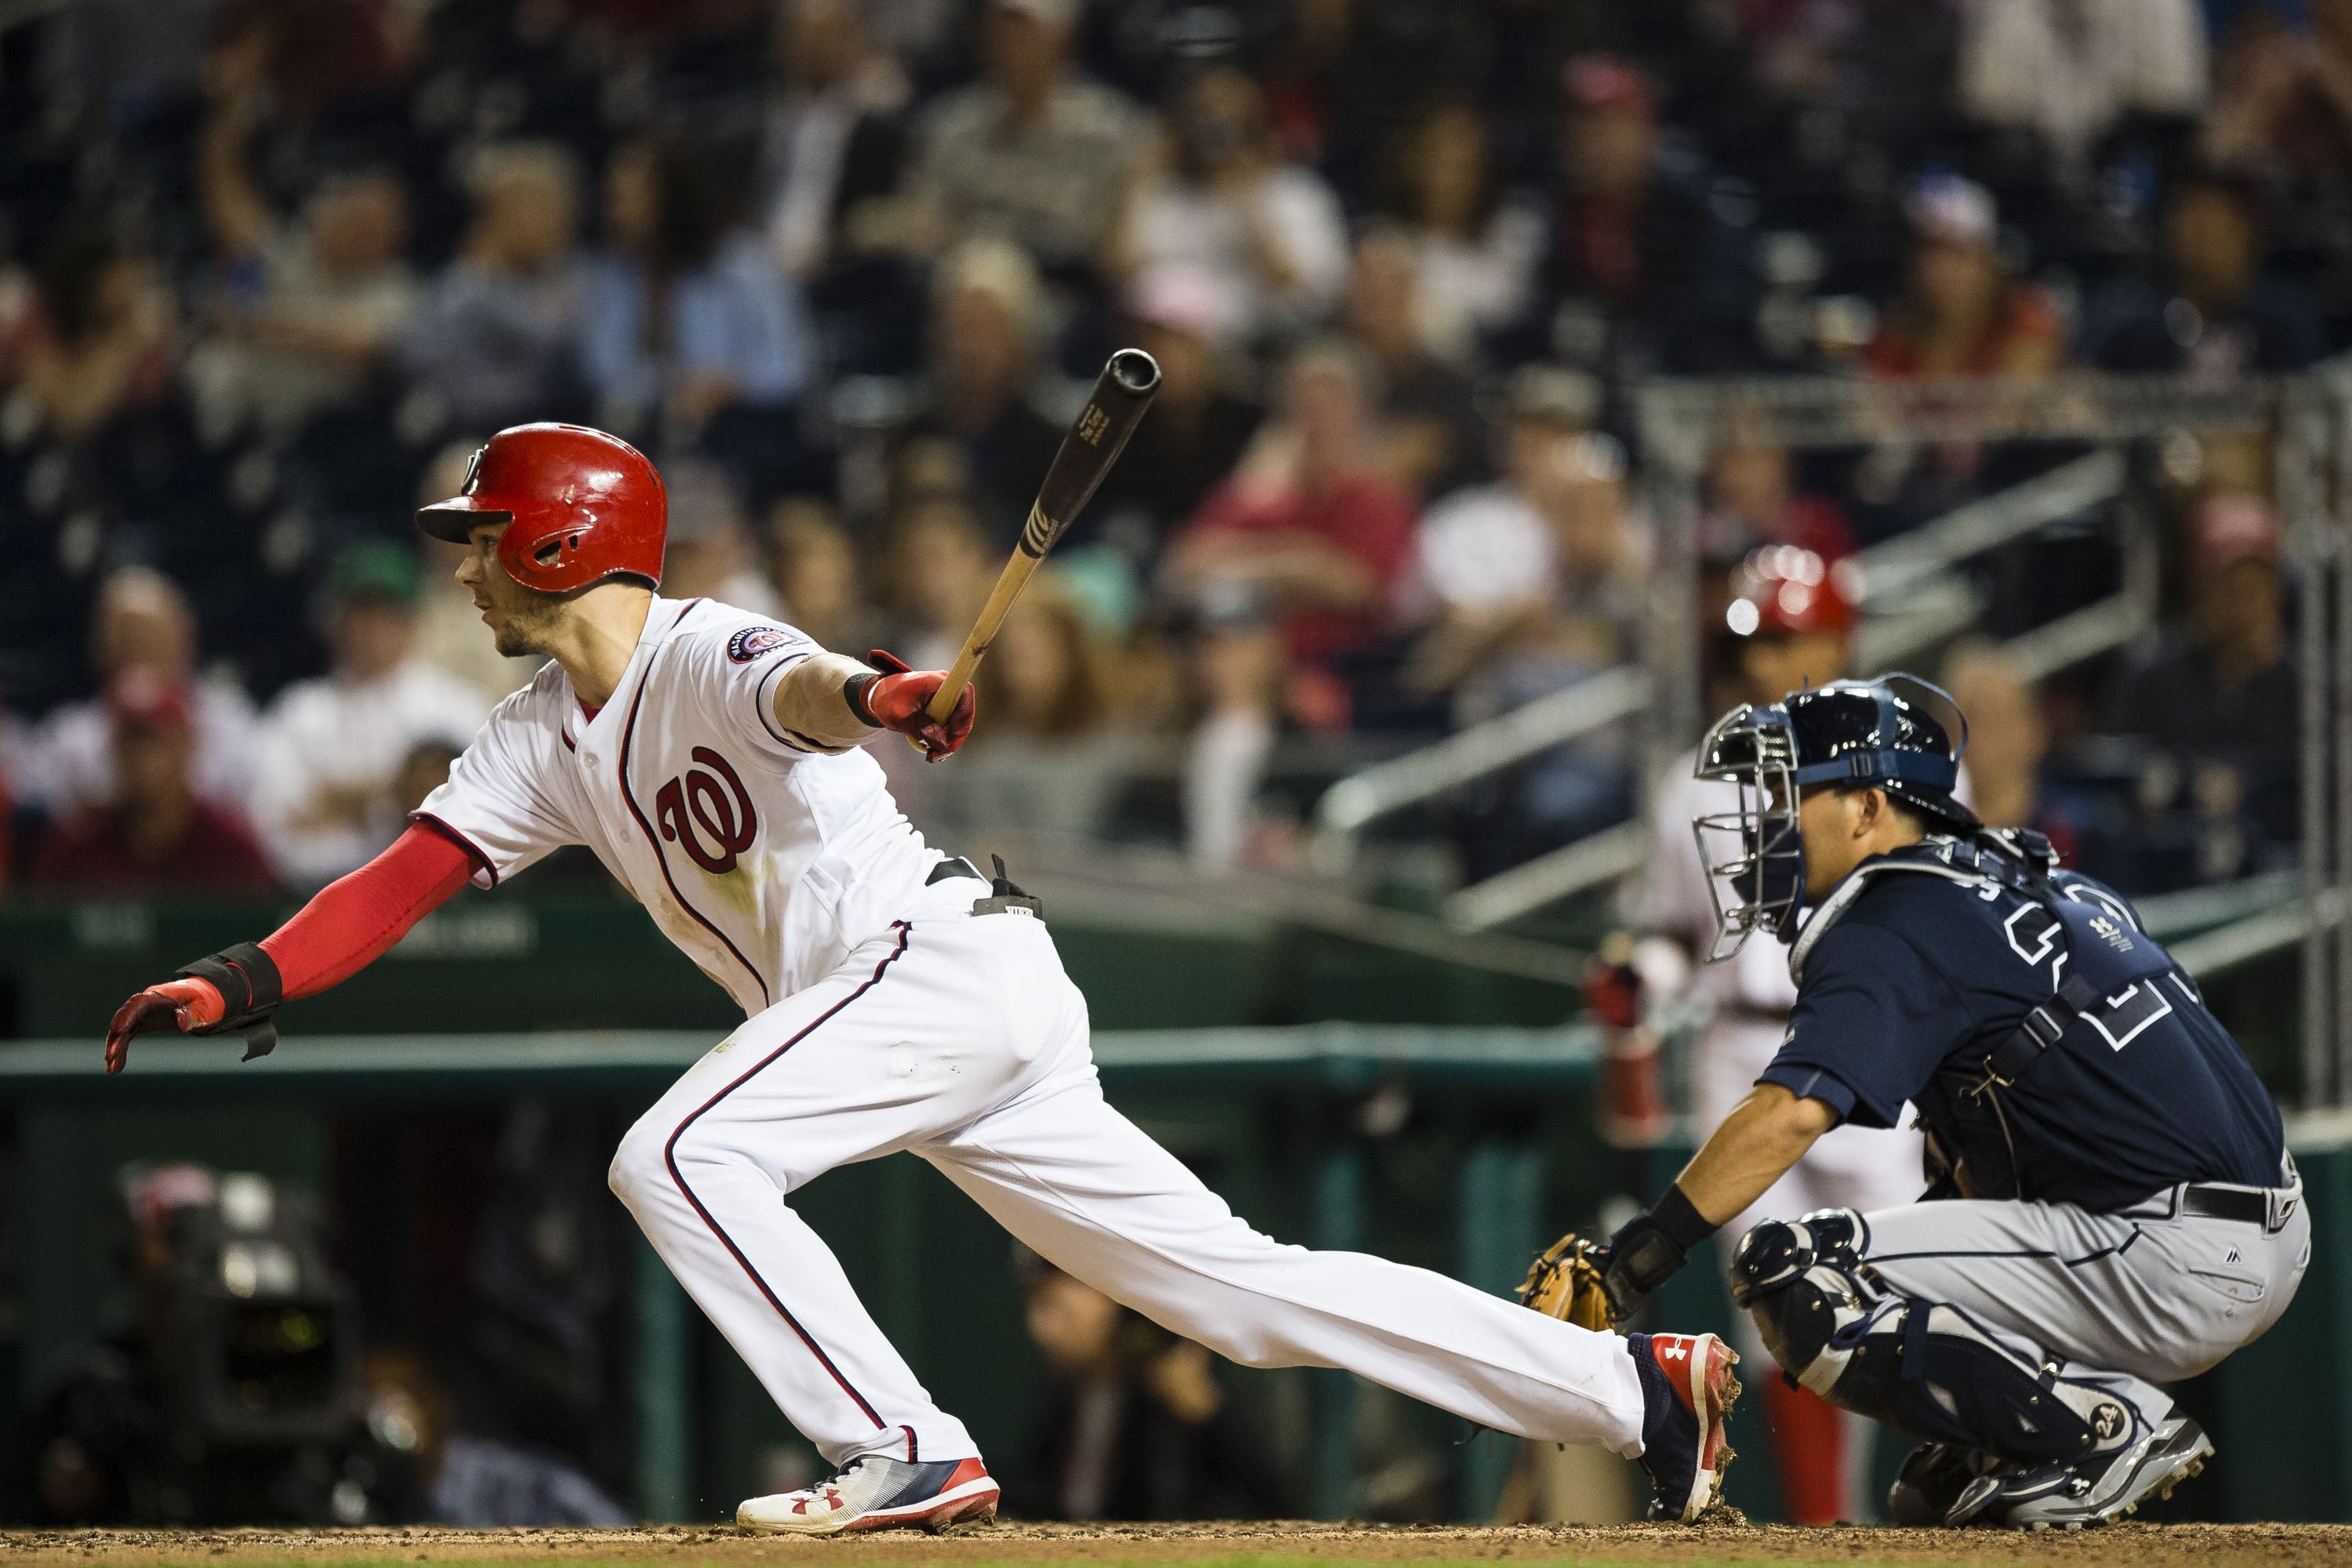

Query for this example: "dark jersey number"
[2000,892,2175,1052]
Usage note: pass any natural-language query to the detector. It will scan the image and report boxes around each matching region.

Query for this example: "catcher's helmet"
[1691,673,1974,956]
[1726,545,1854,638]
[417,423,665,593]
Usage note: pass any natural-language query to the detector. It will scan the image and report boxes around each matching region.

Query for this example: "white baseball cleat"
[736,1454,999,1535]
[1947,1417,2213,1530]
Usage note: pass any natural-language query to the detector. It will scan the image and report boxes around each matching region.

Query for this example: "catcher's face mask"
[1691,702,1806,960]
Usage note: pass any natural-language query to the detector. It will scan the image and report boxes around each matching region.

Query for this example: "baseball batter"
[104,424,1738,1533]
[1563,674,2305,1530]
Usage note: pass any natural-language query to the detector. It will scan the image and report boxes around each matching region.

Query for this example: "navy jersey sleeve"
[1762,920,1974,1130]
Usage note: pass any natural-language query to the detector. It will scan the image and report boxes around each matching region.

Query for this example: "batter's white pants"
[608,880,1646,1470]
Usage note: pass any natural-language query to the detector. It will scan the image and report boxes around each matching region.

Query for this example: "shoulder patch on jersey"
[727,625,795,664]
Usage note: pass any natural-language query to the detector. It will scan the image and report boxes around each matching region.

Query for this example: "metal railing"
[1309,665,1650,873]
[1308,371,2347,1000]
[1312,441,2150,928]
[1850,449,2136,670]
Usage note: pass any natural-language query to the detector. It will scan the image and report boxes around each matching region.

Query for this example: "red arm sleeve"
[258,823,481,999]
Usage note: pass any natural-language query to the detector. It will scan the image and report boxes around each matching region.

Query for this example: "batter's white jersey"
[415,594,1653,1479]
[416,596,938,1011]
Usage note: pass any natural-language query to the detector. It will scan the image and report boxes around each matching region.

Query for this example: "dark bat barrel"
[1022,349,1162,558]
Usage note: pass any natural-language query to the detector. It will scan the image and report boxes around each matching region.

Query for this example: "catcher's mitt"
[1516,1233,1617,1331]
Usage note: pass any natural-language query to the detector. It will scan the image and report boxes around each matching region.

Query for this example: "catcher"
[1524,674,2304,1530]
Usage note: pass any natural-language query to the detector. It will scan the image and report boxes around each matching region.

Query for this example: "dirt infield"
[3,1522,2349,1568]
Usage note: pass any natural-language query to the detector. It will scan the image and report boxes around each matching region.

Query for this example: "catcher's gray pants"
[1849,1176,2309,1436]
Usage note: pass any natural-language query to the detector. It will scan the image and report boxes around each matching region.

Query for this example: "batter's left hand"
[851,649,975,762]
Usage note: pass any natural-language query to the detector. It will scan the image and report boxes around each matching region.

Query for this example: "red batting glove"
[850,649,976,763]
[104,977,225,1075]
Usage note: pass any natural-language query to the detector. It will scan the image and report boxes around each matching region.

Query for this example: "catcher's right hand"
[1517,1233,1620,1331]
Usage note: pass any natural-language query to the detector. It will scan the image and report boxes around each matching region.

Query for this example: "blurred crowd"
[0,0,2336,900]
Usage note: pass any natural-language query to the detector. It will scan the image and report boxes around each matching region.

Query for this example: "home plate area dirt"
[3,1521,2349,1568]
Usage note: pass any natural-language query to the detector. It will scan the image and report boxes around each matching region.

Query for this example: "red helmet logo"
[417,423,666,593]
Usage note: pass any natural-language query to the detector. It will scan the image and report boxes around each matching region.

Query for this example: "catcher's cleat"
[1628,1331,1740,1523]
[737,1454,999,1536]
[1945,1417,2212,1531]
[1887,1442,1996,1526]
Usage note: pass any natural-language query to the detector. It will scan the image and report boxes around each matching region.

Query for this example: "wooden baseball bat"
[923,348,1161,724]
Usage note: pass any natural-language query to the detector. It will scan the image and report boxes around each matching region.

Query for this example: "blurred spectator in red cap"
[1541,53,1757,374]
[1125,67,1348,345]
[29,673,276,895]
[1085,265,1265,567]
[2107,492,2298,839]
[1168,339,1417,677]
[17,568,260,821]
[1866,172,2063,379]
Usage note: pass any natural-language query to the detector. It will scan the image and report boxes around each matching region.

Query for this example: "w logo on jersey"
[656,747,758,875]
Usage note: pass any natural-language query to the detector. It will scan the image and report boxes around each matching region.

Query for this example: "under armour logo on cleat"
[1661,1341,1689,1361]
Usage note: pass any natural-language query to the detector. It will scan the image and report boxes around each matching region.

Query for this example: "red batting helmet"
[417,423,665,593]
[1725,546,1855,639]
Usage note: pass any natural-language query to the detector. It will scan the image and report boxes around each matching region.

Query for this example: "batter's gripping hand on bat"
[848,650,976,762]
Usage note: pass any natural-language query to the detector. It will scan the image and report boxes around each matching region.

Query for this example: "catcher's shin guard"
[1729,1210,2132,1468]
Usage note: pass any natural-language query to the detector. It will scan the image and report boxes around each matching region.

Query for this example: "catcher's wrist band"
[1652,1183,1720,1252]
[173,941,285,1061]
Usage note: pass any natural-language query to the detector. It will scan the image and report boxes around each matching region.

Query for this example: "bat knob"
[1106,348,1160,398]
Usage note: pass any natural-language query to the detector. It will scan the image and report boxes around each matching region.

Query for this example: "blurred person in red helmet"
[1600,546,1929,1526]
